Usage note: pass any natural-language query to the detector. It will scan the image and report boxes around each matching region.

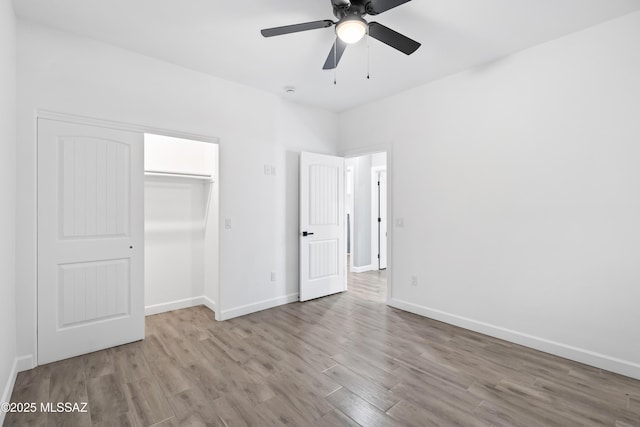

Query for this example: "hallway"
[347,267,387,303]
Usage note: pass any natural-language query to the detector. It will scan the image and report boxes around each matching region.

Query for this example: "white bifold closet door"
[37,119,144,365]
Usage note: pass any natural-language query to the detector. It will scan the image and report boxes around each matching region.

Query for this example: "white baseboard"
[16,355,34,373]
[388,298,640,380]
[220,293,299,321]
[202,296,216,313]
[351,264,375,273]
[1,358,19,425]
[145,296,204,316]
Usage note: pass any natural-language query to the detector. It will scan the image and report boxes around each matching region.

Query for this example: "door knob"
[302,231,314,237]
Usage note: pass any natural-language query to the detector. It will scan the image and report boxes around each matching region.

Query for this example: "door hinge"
[378,217,381,223]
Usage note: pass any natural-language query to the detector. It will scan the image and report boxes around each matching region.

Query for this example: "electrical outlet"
[395,218,405,227]
[411,275,418,286]
[270,272,277,282]
[264,165,271,175]
[224,218,232,229]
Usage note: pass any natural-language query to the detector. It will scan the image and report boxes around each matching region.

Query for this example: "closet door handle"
[302,231,314,237]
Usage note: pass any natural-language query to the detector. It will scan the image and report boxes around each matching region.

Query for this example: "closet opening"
[143,133,219,318]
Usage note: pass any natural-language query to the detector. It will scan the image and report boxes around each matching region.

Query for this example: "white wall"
[144,178,206,309]
[339,11,640,379]
[16,21,338,363]
[0,0,17,418]
[349,155,372,268]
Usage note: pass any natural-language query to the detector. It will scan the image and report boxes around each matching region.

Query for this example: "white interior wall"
[0,0,17,419]
[352,155,373,268]
[339,11,640,379]
[16,21,338,365]
[144,179,206,309]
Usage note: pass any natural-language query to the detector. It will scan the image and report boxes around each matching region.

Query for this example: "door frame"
[32,110,221,365]
[341,144,393,303]
[371,165,387,271]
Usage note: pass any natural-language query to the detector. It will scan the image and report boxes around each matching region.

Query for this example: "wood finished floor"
[5,269,640,426]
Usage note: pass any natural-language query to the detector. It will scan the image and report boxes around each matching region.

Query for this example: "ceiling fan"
[261,0,421,70]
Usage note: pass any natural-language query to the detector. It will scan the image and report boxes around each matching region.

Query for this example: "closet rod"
[144,170,213,181]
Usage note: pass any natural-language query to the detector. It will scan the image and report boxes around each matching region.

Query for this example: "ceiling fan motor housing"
[332,0,367,19]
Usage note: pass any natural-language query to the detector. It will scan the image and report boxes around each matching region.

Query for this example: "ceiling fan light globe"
[336,17,367,44]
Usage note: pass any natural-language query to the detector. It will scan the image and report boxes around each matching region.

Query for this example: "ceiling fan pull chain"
[367,26,371,79]
[334,38,338,85]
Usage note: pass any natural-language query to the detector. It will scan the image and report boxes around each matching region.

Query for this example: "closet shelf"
[144,170,214,182]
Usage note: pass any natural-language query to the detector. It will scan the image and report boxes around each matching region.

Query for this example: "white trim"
[16,355,34,373]
[351,264,376,273]
[371,165,386,271]
[1,358,18,425]
[145,297,205,316]
[340,144,391,159]
[220,293,299,321]
[388,298,640,380]
[37,110,219,144]
[203,296,216,313]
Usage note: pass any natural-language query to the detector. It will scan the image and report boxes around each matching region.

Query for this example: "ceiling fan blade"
[323,38,348,69]
[365,0,411,15]
[261,20,334,37]
[368,22,420,55]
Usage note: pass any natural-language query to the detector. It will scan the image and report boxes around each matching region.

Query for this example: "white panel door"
[300,152,345,301]
[379,170,388,269]
[38,119,144,364]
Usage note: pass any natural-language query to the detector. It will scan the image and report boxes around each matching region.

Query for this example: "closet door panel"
[38,118,144,365]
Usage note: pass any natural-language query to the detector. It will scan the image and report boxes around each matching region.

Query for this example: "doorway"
[143,134,219,316]
[345,151,388,302]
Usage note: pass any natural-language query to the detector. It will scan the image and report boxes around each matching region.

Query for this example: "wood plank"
[330,352,401,390]
[124,376,174,426]
[85,373,128,424]
[111,342,153,383]
[386,400,445,427]
[83,349,115,380]
[265,370,337,420]
[326,387,401,427]
[169,386,226,426]
[315,409,362,427]
[4,377,50,427]
[47,356,93,427]
[323,364,399,411]
[208,394,263,427]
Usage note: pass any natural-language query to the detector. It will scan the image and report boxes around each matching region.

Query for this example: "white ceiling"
[13,0,640,112]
